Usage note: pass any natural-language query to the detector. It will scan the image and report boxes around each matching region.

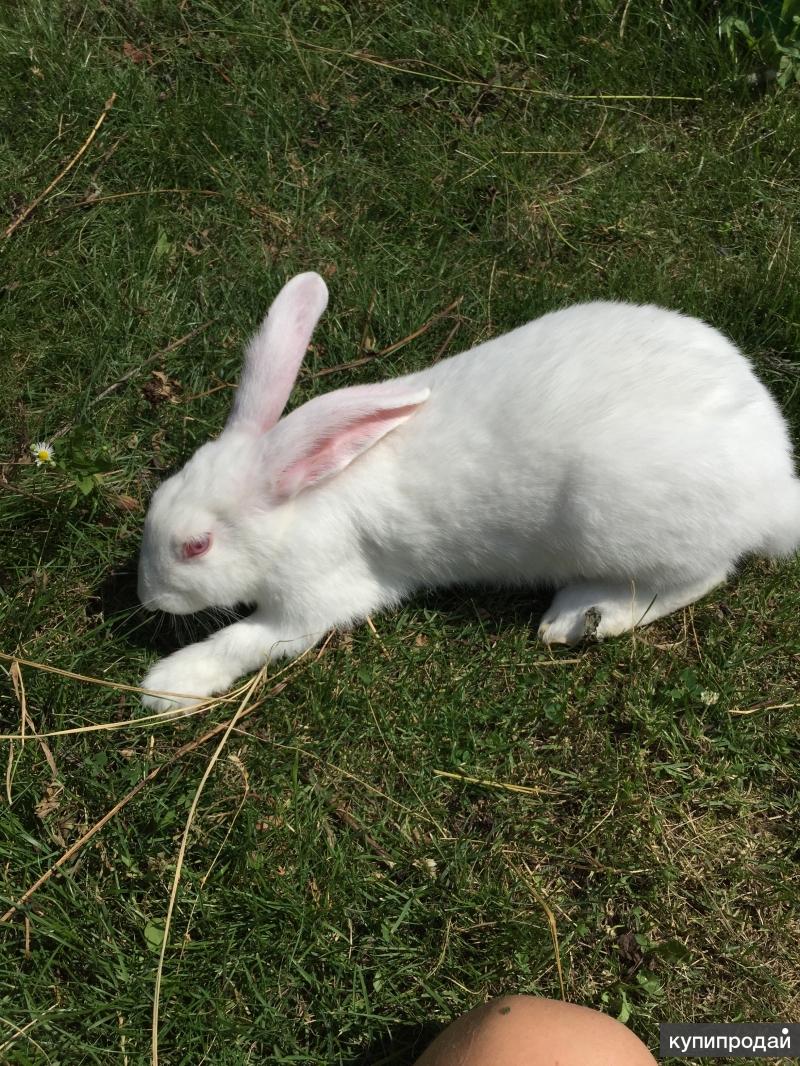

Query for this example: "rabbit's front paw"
[140,648,234,711]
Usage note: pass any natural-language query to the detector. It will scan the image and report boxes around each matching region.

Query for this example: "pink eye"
[181,533,211,560]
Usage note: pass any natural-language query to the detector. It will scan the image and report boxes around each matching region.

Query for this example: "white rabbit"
[138,272,800,709]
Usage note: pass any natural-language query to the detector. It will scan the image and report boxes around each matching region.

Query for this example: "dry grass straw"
[309,775,398,869]
[518,859,566,1001]
[0,652,308,923]
[0,641,333,1059]
[0,1007,55,1061]
[299,41,703,102]
[235,728,442,827]
[150,665,267,1065]
[729,699,800,715]
[0,649,248,740]
[199,753,250,891]
[432,768,547,796]
[4,93,117,239]
[4,662,61,806]
[178,295,464,402]
[5,662,26,805]
[306,296,464,380]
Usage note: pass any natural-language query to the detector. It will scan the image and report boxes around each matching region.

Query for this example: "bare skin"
[414,996,658,1066]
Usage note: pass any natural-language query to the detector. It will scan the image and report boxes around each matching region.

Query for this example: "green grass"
[1,2,799,1063]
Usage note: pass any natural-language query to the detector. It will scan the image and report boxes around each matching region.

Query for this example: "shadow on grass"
[350,1021,442,1066]
[92,556,250,656]
[94,559,556,660]
[412,583,554,636]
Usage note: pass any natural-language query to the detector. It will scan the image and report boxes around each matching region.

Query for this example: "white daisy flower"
[31,441,55,466]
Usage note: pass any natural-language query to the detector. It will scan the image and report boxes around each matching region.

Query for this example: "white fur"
[138,273,800,708]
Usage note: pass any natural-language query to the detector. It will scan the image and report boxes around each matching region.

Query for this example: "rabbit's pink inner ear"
[228,272,329,433]
[276,402,424,498]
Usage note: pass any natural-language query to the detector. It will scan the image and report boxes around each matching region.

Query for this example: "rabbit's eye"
[182,533,212,560]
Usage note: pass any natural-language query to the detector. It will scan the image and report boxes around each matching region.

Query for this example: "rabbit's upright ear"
[228,272,329,433]
[270,382,430,499]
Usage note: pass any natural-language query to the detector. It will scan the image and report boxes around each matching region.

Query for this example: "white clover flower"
[700,690,720,706]
[31,441,55,466]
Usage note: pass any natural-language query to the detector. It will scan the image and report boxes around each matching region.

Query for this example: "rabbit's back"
[416,301,773,430]
[363,301,798,587]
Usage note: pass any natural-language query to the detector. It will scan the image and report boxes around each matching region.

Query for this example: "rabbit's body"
[138,276,800,709]
[353,302,799,583]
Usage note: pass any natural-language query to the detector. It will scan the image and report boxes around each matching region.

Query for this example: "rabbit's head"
[138,272,428,615]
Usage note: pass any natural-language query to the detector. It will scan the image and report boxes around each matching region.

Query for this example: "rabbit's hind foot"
[537,572,727,646]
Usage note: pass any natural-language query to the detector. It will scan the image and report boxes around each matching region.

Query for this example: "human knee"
[414,996,657,1066]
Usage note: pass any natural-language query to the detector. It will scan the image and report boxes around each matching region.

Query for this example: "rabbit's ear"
[228,272,329,433]
[269,382,430,498]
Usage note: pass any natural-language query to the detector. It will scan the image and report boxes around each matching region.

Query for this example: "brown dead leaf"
[111,493,140,512]
[286,152,309,187]
[256,814,285,830]
[183,228,211,256]
[123,41,153,65]
[35,781,64,820]
[142,369,182,406]
[616,930,644,969]
[336,631,353,652]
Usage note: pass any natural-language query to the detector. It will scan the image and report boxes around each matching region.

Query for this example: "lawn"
[1,1,799,1063]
